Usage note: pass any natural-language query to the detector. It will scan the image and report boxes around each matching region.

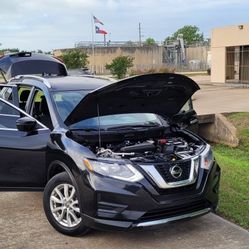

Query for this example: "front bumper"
[76,160,220,231]
[81,207,211,231]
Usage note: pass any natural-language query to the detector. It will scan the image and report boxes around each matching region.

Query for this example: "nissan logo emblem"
[169,165,183,179]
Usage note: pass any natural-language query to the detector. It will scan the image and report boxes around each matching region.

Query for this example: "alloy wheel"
[50,183,81,228]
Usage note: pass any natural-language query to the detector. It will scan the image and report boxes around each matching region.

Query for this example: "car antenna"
[0,69,7,83]
[97,103,102,148]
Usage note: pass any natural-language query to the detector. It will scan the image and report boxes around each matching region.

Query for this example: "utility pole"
[139,22,142,47]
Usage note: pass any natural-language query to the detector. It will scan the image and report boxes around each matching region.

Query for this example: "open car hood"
[65,73,200,126]
[0,52,67,79]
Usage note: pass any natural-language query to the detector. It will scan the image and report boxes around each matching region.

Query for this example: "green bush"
[106,56,134,79]
[61,49,88,69]
[144,37,156,46]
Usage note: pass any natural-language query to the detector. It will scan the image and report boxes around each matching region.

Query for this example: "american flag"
[93,15,104,25]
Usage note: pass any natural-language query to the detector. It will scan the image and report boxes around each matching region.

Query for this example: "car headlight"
[200,145,214,170]
[83,159,144,182]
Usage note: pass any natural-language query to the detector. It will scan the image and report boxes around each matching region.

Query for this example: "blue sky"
[0,0,249,51]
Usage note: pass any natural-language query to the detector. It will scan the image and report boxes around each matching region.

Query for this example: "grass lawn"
[213,112,249,230]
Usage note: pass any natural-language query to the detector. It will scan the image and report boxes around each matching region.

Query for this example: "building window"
[226,46,249,83]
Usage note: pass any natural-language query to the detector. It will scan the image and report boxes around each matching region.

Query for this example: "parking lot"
[1,75,249,249]
[0,192,249,249]
[192,75,249,115]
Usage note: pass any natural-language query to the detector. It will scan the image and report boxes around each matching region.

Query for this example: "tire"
[43,172,89,236]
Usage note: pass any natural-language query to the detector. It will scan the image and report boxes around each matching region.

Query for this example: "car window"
[0,100,20,129]
[52,90,88,121]
[0,99,19,116]
[31,89,45,116]
[30,89,53,129]
[18,85,32,111]
[180,99,193,113]
[0,87,13,103]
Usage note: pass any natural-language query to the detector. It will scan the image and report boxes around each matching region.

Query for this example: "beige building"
[211,23,249,83]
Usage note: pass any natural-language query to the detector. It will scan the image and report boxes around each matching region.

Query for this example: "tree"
[106,56,134,79]
[164,25,204,45]
[61,49,88,69]
[0,48,19,53]
[144,37,156,46]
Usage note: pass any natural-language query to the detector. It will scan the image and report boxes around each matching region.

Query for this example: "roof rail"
[10,75,51,88]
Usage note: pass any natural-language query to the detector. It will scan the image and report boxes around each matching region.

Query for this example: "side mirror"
[16,117,37,132]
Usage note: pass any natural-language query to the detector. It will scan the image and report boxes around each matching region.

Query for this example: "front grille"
[140,200,209,222]
[156,181,197,195]
[156,160,191,183]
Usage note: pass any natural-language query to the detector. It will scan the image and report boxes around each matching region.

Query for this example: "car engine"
[69,125,205,164]
[95,136,204,163]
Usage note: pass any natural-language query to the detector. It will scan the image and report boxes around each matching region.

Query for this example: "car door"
[0,98,50,190]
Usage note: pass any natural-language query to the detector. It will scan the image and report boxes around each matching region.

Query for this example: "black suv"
[0,54,220,236]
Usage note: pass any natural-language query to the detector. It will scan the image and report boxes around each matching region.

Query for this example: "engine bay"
[69,127,205,163]
[96,136,204,163]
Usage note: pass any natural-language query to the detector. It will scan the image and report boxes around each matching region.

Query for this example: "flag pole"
[104,34,106,46]
[91,14,95,74]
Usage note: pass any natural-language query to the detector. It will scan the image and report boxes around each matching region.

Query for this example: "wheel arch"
[46,153,84,210]
[48,160,73,181]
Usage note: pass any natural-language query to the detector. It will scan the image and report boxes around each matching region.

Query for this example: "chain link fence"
[163,45,210,72]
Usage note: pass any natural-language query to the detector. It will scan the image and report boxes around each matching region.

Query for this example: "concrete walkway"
[0,192,248,249]
[192,75,249,115]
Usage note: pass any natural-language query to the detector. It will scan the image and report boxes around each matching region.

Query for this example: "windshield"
[52,90,163,129]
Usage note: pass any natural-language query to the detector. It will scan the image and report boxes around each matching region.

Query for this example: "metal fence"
[163,48,209,72]
[74,41,163,48]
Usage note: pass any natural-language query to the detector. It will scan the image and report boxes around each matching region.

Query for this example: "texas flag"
[93,15,104,25]
[95,26,108,35]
